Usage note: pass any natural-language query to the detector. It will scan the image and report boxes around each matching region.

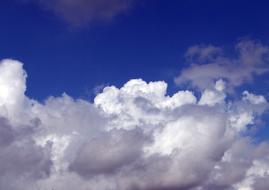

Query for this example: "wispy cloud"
[175,40,269,91]
[25,0,137,26]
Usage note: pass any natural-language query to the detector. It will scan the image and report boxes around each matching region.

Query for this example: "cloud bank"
[1,40,269,190]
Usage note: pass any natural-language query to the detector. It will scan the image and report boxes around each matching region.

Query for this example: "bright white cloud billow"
[0,40,269,190]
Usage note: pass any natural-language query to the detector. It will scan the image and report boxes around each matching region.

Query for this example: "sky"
[1,0,269,190]
[1,0,269,99]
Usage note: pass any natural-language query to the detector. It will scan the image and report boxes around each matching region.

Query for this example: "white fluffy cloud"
[0,40,269,190]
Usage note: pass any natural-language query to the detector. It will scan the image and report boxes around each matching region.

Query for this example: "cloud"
[0,116,52,190]
[69,128,147,177]
[0,40,269,190]
[175,40,269,91]
[26,0,137,26]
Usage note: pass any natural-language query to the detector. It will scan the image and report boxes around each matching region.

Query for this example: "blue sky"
[1,0,269,100]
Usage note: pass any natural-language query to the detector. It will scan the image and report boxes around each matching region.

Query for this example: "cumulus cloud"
[24,0,137,26]
[0,40,269,190]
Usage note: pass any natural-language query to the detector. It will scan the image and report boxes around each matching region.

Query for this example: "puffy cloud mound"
[0,40,269,190]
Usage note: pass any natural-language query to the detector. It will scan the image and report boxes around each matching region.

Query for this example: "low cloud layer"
[25,0,137,26]
[0,40,269,190]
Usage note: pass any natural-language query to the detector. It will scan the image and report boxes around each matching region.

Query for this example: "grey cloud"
[34,0,137,26]
[202,139,269,190]
[0,118,14,146]
[0,117,52,190]
[185,44,223,62]
[175,40,269,90]
[69,128,147,177]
